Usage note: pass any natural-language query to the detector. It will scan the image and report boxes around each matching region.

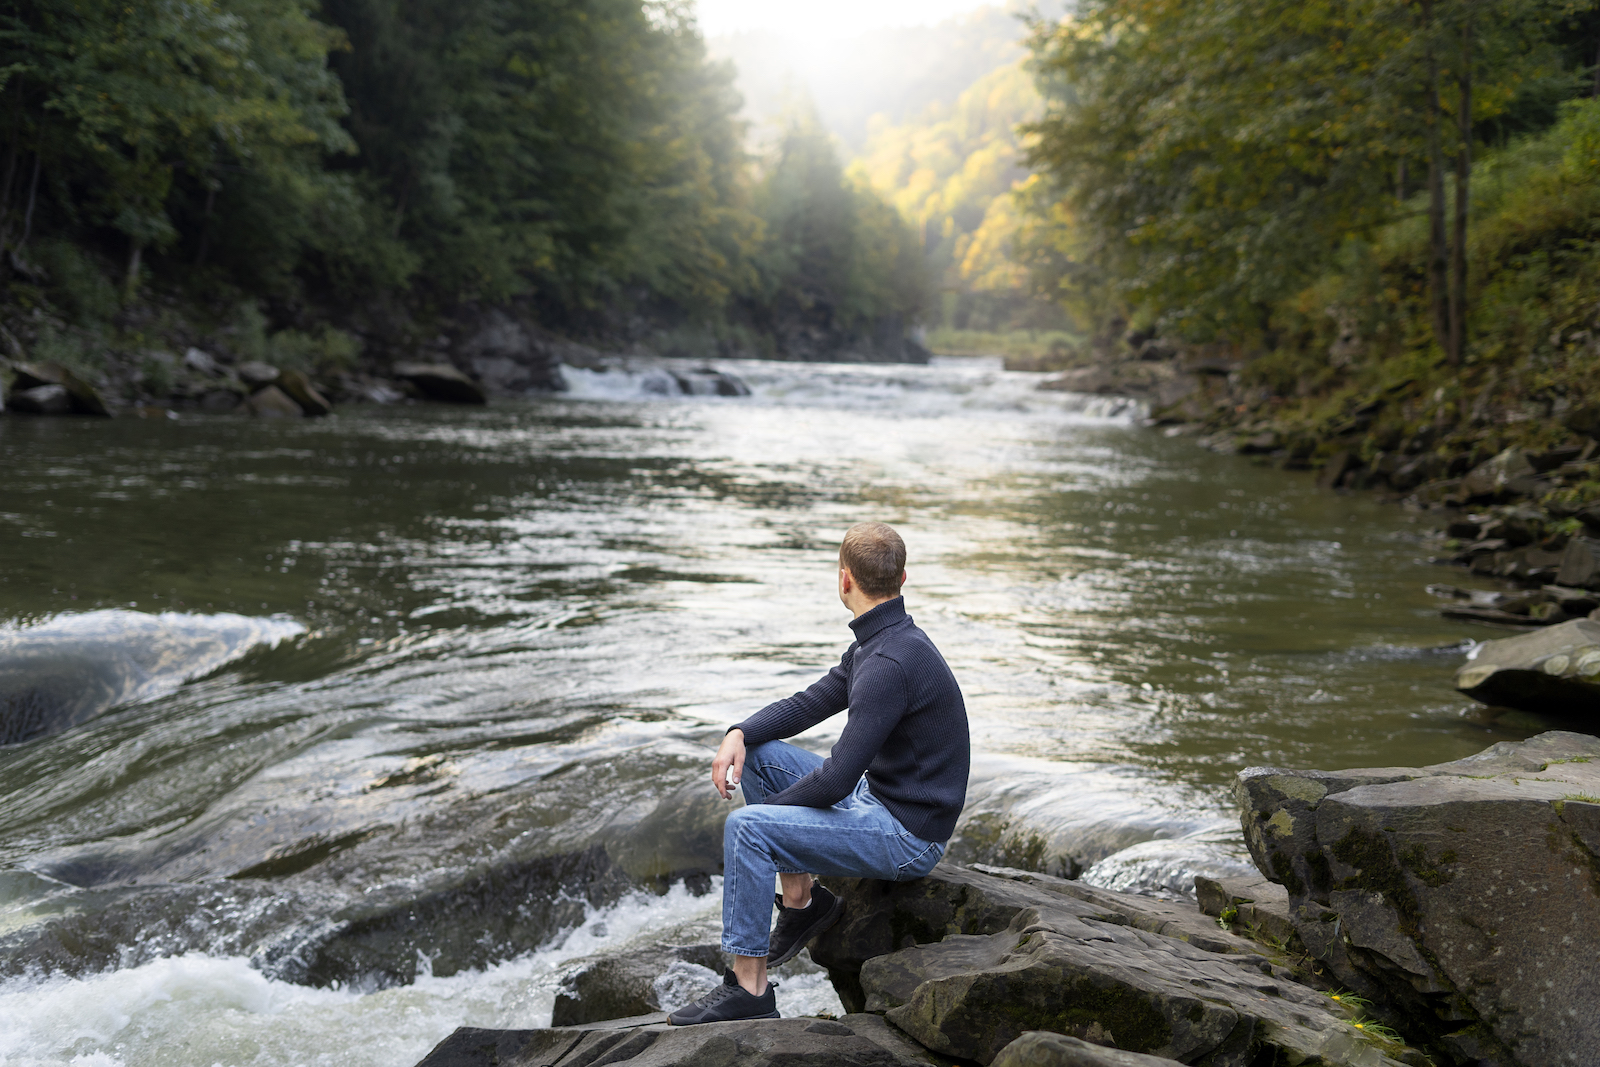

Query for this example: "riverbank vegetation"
[0,0,928,388]
[1023,0,1600,470]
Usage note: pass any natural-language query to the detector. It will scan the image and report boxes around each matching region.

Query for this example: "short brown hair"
[839,522,906,598]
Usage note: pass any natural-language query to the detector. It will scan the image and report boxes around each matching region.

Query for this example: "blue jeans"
[721,740,945,957]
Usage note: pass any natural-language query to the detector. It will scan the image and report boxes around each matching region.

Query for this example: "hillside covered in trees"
[1023,0,1600,469]
[0,0,929,394]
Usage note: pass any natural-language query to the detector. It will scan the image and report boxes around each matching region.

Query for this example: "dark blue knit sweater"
[732,597,969,843]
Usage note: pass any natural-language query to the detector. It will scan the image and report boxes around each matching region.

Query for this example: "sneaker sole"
[768,893,843,967]
[668,1009,781,1026]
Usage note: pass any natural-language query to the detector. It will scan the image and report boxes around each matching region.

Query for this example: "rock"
[453,308,564,393]
[237,361,281,388]
[991,1032,1186,1067]
[1459,447,1541,502]
[8,384,73,414]
[1577,505,1600,533]
[393,362,488,404]
[864,900,1399,1066]
[277,369,332,417]
[552,935,723,1025]
[812,864,1398,1067]
[1236,430,1279,455]
[1040,367,1122,395]
[1563,403,1600,441]
[1191,874,1296,947]
[1234,732,1600,1066]
[1556,535,1600,589]
[243,384,304,418]
[671,367,751,397]
[10,362,111,416]
[183,348,224,376]
[1454,618,1600,715]
[1317,450,1357,490]
[412,1014,945,1067]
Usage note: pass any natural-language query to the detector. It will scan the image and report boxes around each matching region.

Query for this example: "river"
[0,358,1521,1066]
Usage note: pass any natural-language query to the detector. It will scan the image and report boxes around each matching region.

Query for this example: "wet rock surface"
[409,861,1404,1067]
[820,865,1398,1067]
[415,1013,950,1067]
[551,922,723,1026]
[1454,618,1600,715]
[1235,731,1600,1066]
[393,362,490,404]
[990,1032,1187,1067]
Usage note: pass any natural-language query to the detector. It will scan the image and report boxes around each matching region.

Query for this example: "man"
[668,521,970,1025]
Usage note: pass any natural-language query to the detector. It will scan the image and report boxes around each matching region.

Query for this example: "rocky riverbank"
[410,731,1599,1067]
[1036,341,1600,721]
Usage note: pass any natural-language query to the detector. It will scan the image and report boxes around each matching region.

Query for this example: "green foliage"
[751,107,928,336]
[0,0,924,351]
[1023,0,1592,341]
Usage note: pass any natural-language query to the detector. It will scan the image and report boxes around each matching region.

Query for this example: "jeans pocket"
[892,836,944,881]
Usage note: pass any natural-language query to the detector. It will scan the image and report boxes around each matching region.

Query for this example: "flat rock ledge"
[412,861,1410,1067]
[1236,730,1600,1067]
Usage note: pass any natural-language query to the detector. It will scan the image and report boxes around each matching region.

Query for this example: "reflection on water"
[0,358,1519,1066]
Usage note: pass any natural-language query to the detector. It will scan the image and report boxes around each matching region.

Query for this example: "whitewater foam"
[0,877,842,1067]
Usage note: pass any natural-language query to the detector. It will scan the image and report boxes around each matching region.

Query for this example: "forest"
[0,0,926,374]
[1021,0,1600,458]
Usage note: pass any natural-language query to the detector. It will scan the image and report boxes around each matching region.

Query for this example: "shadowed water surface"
[0,358,1516,1066]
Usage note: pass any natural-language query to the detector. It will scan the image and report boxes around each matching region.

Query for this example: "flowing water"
[0,358,1525,1066]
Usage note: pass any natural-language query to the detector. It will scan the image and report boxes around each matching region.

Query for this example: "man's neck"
[848,595,897,619]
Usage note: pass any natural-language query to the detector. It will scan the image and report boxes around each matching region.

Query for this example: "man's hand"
[713,729,746,799]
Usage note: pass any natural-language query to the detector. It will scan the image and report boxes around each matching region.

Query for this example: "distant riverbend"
[0,357,1522,1067]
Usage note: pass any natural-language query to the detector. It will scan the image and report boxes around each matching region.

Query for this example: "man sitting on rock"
[668,521,971,1025]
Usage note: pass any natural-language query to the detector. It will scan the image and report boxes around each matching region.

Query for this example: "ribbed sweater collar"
[849,596,908,642]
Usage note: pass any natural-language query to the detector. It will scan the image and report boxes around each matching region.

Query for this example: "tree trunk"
[126,241,143,296]
[17,154,41,248]
[1396,159,1407,203]
[1450,15,1472,367]
[1593,36,1600,97]
[195,184,217,267]
[1423,3,1450,362]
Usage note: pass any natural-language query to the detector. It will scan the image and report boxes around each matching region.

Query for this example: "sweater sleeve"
[732,646,854,745]
[761,653,908,810]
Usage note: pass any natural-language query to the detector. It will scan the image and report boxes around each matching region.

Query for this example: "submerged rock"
[1235,732,1600,1066]
[1454,618,1600,715]
[393,362,488,404]
[0,610,301,746]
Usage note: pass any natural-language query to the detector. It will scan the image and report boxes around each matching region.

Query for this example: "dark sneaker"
[666,969,779,1025]
[767,883,843,967]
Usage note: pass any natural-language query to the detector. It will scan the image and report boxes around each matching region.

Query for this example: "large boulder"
[1459,447,1543,502]
[10,362,111,416]
[1556,535,1600,589]
[8,384,73,414]
[393,362,488,405]
[243,384,304,418]
[813,864,1404,1067]
[1454,618,1600,717]
[277,368,332,416]
[413,1014,945,1067]
[1234,732,1600,1066]
[551,930,722,1025]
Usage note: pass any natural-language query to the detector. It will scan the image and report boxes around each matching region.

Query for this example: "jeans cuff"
[722,941,770,957]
